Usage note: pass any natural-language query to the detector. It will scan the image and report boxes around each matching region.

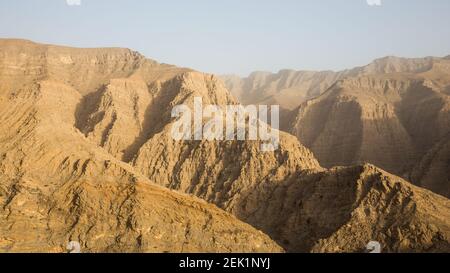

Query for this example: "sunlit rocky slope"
[0,39,449,253]
[0,39,282,253]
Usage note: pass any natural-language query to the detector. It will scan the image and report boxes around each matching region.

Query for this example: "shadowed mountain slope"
[0,39,282,253]
[287,57,450,198]
[0,39,449,253]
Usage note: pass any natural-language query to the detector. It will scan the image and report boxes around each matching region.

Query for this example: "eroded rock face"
[221,70,346,111]
[288,65,450,198]
[235,164,450,253]
[221,56,444,111]
[223,57,450,199]
[73,68,321,210]
[0,40,282,253]
[0,39,449,253]
[411,135,450,199]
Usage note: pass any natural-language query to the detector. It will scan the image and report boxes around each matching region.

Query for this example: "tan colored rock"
[222,70,346,111]
[237,164,450,253]
[0,40,282,253]
[221,56,445,111]
[411,135,450,198]
[0,39,449,253]
[287,59,450,198]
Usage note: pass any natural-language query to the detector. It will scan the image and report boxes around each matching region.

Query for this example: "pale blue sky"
[1,0,450,75]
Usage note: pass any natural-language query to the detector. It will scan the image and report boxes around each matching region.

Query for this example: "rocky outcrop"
[236,164,450,253]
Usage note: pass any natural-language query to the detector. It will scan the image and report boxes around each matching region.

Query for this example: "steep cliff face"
[0,40,282,253]
[80,70,321,210]
[72,48,450,252]
[0,39,144,96]
[0,39,449,253]
[290,78,417,172]
[286,57,450,198]
[222,70,347,111]
[221,55,449,110]
[411,135,450,199]
[355,56,436,75]
[0,39,190,96]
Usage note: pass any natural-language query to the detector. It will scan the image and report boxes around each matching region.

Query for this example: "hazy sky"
[1,0,450,75]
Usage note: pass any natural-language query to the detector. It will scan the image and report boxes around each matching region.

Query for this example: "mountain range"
[0,39,449,253]
[223,56,450,199]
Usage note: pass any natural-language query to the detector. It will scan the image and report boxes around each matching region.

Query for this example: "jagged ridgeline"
[0,39,449,253]
[222,56,450,199]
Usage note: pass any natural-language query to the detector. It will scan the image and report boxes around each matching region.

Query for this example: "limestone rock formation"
[0,39,282,253]
[221,56,446,111]
[0,39,449,253]
[411,135,450,199]
[237,164,450,253]
[222,70,346,111]
[287,57,450,198]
